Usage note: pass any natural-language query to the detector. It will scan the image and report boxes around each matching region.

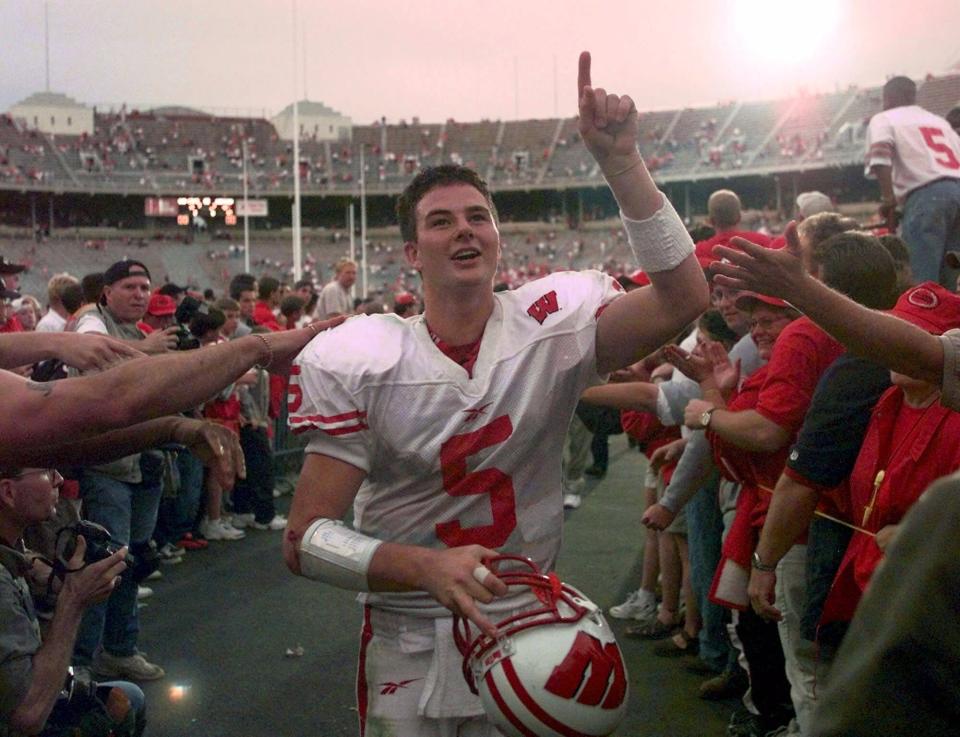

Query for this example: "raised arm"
[711,224,942,384]
[576,52,709,372]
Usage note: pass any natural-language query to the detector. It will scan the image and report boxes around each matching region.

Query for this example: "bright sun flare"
[735,0,841,64]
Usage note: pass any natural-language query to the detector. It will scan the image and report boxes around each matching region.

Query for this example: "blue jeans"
[74,471,163,663]
[901,177,960,286]
[156,449,204,545]
[686,474,735,672]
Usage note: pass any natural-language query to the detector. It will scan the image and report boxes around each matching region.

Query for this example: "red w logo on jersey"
[543,631,627,709]
[526,290,560,324]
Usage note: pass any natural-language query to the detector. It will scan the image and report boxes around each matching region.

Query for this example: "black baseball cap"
[1,285,20,300]
[0,256,25,275]
[103,260,151,285]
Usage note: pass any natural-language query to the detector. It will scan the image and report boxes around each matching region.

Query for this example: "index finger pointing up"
[578,51,591,99]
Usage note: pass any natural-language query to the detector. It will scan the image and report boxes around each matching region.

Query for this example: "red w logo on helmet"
[526,290,560,324]
[543,631,627,709]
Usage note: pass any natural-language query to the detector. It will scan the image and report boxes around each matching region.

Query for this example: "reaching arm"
[711,224,943,385]
[575,51,709,373]
[580,381,660,413]
[0,332,143,372]
[685,400,791,453]
[1,318,344,453]
[9,417,245,491]
[284,453,507,637]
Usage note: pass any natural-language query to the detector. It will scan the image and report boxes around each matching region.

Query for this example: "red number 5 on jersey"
[437,415,517,548]
[920,126,960,170]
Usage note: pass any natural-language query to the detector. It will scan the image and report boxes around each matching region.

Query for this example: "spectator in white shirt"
[317,258,356,318]
[35,274,79,333]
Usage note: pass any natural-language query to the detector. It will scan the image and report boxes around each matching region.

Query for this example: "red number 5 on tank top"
[920,126,960,170]
[287,365,303,413]
[436,415,517,548]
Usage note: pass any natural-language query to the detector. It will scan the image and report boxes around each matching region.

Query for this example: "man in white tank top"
[865,75,960,285]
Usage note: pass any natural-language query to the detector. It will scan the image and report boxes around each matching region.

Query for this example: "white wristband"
[620,193,694,273]
[298,518,384,591]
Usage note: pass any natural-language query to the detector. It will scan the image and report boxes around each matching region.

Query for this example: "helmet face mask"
[454,556,629,737]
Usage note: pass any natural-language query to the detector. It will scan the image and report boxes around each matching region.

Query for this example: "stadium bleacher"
[4,73,957,196]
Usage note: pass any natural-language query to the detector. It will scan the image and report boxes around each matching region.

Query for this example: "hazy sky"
[2,0,959,124]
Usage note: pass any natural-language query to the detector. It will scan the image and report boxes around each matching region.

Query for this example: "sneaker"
[93,651,165,682]
[158,542,185,559]
[136,586,153,600]
[145,569,163,582]
[609,590,657,620]
[230,513,256,529]
[562,493,582,510]
[201,518,246,541]
[563,477,585,495]
[250,514,287,531]
[177,533,209,550]
[702,669,749,701]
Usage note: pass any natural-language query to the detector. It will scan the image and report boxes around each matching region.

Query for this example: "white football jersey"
[865,105,960,202]
[290,270,624,616]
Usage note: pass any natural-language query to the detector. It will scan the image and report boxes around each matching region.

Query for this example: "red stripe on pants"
[357,605,374,737]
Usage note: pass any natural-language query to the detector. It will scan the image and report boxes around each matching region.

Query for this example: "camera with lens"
[56,520,133,569]
[75,521,131,565]
[173,324,200,351]
[173,295,205,351]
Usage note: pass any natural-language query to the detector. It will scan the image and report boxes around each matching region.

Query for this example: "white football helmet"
[454,556,629,737]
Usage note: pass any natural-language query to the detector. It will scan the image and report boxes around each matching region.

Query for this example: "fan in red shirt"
[253,275,283,332]
[694,189,773,268]
[821,283,960,628]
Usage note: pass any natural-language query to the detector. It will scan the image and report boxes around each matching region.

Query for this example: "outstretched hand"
[711,221,809,305]
[263,315,347,374]
[174,419,246,492]
[663,344,712,384]
[703,341,740,395]
[577,52,640,172]
[60,333,145,372]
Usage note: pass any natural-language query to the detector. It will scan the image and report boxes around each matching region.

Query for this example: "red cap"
[890,282,960,335]
[735,292,793,311]
[626,269,650,287]
[147,293,177,317]
[394,292,416,306]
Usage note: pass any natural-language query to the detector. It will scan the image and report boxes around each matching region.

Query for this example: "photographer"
[0,466,142,736]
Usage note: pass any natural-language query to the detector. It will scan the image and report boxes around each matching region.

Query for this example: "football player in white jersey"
[865,75,960,285]
[282,51,710,737]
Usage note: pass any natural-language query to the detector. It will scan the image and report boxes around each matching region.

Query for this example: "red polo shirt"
[755,317,845,433]
[821,387,960,625]
[253,301,281,332]
[0,315,24,333]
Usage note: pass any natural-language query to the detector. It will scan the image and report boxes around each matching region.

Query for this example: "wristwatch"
[751,551,777,572]
[699,407,716,429]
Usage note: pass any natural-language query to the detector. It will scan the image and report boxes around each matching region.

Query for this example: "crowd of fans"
[0,72,958,737]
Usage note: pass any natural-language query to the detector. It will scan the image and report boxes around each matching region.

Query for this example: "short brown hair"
[46,273,78,307]
[396,165,498,243]
[797,212,859,252]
